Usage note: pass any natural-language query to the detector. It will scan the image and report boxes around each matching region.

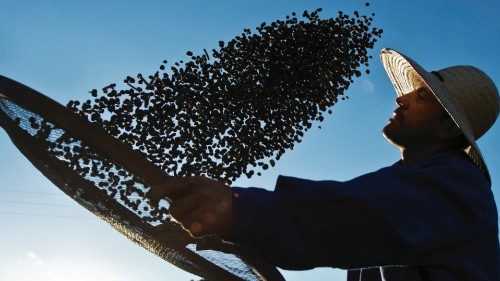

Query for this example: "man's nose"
[395,95,408,109]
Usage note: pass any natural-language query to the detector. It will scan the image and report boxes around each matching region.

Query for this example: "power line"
[0,199,75,207]
[0,211,96,220]
[0,189,147,198]
[0,189,64,195]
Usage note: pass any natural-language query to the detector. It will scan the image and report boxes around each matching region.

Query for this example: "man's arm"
[222,154,495,269]
[148,152,496,270]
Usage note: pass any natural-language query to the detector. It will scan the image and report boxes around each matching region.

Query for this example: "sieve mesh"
[0,78,282,281]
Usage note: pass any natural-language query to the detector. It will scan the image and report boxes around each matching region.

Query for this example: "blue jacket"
[225,150,500,280]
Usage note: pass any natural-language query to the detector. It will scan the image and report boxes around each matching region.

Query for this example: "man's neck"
[400,144,453,166]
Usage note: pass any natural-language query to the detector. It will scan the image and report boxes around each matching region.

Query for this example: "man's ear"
[436,118,461,142]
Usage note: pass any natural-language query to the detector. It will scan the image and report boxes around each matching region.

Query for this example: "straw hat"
[380,48,500,184]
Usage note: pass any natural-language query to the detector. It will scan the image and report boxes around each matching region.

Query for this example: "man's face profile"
[383,85,447,149]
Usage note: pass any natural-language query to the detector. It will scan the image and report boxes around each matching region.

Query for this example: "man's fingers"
[179,208,216,237]
[147,176,231,237]
[147,177,194,207]
[169,194,207,222]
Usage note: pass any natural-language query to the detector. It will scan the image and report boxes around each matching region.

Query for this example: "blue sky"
[0,1,499,280]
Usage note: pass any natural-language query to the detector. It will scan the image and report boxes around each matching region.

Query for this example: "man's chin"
[382,123,392,138]
[382,125,400,146]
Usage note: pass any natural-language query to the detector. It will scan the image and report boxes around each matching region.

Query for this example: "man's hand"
[148,176,233,237]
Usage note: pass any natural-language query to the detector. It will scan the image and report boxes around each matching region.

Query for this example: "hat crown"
[436,65,500,140]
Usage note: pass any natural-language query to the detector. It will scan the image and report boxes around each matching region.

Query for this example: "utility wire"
[0,211,96,220]
[0,199,75,207]
[0,189,146,198]
[0,189,64,195]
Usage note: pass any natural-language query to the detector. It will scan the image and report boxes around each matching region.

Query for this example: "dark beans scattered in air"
[53,5,382,220]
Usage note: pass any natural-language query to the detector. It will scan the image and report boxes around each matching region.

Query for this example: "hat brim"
[379,48,491,183]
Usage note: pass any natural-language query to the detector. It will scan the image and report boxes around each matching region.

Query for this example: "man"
[148,48,500,280]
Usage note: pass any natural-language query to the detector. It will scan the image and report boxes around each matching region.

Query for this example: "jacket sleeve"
[222,154,496,270]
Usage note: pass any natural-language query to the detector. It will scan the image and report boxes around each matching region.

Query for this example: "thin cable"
[0,189,147,198]
[0,211,96,220]
[0,199,75,207]
[0,189,63,195]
